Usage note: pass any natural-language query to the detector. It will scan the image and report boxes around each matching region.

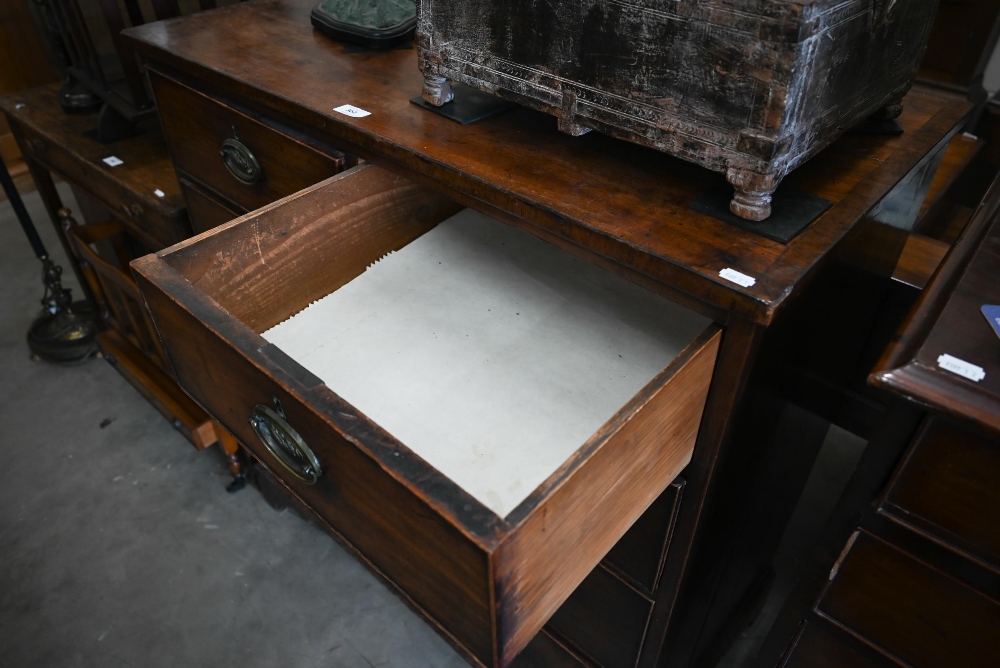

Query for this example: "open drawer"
[132,164,721,667]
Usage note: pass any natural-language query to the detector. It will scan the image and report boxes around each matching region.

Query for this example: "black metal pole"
[0,152,49,260]
[1,151,98,363]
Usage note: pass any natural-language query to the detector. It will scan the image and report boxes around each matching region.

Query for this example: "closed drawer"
[133,164,719,668]
[513,631,588,668]
[18,122,189,250]
[547,565,653,668]
[817,531,1000,668]
[880,417,1000,570]
[149,69,351,213]
[780,621,885,668]
[179,177,240,234]
[606,479,684,595]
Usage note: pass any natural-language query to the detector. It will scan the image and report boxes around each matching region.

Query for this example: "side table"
[0,83,244,488]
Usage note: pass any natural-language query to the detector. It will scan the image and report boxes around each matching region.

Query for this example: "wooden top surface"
[0,83,185,220]
[124,0,970,324]
[873,176,1000,436]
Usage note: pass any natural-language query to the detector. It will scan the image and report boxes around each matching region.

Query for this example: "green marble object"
[313,0,415,31]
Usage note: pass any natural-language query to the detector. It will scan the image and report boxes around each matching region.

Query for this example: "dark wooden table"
[0,83,243,481]
[122,3,974,666]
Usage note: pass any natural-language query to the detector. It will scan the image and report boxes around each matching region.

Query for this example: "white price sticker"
[333,104,371,118]
[153,189,165,198]
[719,268,756,288]
[937,354,985,383]
[102,156,124,167]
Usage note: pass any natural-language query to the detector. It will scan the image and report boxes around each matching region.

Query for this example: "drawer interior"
[147,163,720,665]
[262,207,708,517]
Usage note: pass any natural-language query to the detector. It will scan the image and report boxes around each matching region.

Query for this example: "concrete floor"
[0,184,466,668]
[0,183,867,668]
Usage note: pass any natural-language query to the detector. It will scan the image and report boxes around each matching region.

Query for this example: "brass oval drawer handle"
[220,137,263,185]
[249,404,321,484]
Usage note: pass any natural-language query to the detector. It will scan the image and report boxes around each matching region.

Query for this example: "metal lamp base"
[27,299,99,364]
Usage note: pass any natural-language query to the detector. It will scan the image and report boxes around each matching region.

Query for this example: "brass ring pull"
[249,404,321,484]
[220,137,263,185]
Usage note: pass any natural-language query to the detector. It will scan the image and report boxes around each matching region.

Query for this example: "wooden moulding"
[872,170,1000,435]
[133,164,720,666]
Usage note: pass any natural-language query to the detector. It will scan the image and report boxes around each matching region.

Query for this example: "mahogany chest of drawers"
[123,2,971,665]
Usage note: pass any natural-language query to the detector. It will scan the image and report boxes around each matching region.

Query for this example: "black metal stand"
[690,184,834,244]
[58,76,102,115]
[410,82,517,125]
[0,154,98,363]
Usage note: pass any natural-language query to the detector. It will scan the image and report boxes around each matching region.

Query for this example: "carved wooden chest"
[417,0,939,220]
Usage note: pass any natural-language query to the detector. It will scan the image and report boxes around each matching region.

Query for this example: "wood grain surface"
[0,83,189,250]
[133,162,719,667]
[495,327,718,664]
[881,417,1000,572]
[817,531,1000,668]
[150,69,350,215]
[872,172,1000,434]
[416,0,937,220]
[123,0,971,324]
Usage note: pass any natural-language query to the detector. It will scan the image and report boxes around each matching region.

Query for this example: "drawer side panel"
[496,327,720,664]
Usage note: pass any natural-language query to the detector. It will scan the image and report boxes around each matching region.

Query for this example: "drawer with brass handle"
[149,68,352,214]
[133,164,720,668]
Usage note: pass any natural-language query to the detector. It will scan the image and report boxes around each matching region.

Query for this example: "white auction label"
[937,354,985,382]
[153,189,165,198]
[102,156,124,167]
[719,268,756,287]
[333,104,371,118]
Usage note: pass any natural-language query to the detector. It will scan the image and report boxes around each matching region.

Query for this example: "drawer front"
[547,566,652,668]
[134,164,718,667]
[881,417,1000,570]
[780,621,886,668]
[150,69,349,213]
[513,631,588,668]
[605,479,684,595]
[179,177,240,234]
[137,275,497,663]
[18,122,189,250]
[817,531,1000,668]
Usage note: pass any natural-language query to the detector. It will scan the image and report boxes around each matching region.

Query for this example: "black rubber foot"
[226,475,247,493]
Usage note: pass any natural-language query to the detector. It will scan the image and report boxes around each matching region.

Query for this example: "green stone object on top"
[314,0,415,30]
